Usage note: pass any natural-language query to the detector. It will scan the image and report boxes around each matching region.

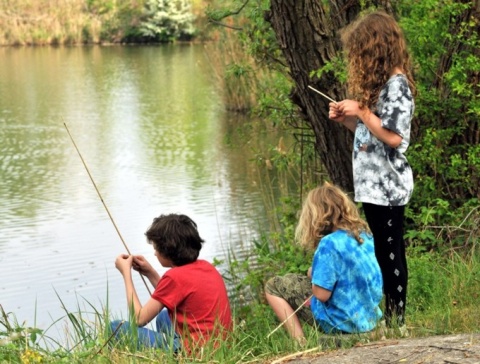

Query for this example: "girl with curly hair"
[265,182,383,343]
[329,10,416,329]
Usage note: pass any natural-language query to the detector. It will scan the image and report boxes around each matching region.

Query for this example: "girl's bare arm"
[312,284,332,302]
[337,100,403,148]
[358,108,402,148]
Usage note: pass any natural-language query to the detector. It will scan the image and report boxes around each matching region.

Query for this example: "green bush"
[398,0,480,249]
[140,0,196,42]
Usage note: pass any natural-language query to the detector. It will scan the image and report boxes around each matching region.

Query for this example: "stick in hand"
[266,294,313,339]
[308,85,337,104]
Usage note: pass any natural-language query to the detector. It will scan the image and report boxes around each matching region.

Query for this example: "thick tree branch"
[207,0,250,30]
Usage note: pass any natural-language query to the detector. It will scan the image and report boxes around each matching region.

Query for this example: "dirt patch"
[270,334,480,364]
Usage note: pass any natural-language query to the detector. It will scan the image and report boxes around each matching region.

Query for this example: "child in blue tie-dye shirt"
[265,182,383,343]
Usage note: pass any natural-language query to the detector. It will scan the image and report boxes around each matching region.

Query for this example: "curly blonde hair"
[340,10,416,109]
[295,182,370,251]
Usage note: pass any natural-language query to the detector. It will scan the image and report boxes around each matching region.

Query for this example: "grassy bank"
[0,0,131,45]
[1,245,479,363]
[0,0,209,45]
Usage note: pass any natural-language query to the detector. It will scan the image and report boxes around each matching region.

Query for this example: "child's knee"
[265,276,287,299]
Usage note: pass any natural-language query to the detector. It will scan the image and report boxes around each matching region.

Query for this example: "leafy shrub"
[0,305,44,363]
[399,0,480,249]
[140,0,196,42]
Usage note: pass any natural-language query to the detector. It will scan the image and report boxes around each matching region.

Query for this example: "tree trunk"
[265,0,392,192]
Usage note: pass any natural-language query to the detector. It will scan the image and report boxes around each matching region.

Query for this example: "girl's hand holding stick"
[307,85,337,104]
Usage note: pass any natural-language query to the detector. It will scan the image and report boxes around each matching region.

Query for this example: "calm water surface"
[0,45,285,344]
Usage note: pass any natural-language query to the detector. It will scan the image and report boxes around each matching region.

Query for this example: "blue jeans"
[110,308,181,351]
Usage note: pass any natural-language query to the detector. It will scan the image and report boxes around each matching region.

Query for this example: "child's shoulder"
[167,260,219,281]
[321,230,372,246]
[382,74,412,99]
[386,73,408,87]
[176,259,216,271]
[320,230,351,246]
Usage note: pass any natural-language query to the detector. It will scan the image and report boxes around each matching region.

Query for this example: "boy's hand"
[115,254,133,276]
[133,255,161,287]
[132,255,154,276]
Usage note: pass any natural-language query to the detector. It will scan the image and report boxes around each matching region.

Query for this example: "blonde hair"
[295,182,370,251]
[340,10,416,109]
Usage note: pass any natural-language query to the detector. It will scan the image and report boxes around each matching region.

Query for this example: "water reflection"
[0,45,289,341]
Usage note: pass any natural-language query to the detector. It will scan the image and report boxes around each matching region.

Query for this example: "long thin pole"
[307,85,337,104]
[266,294,314,339]
[64,123,151,295]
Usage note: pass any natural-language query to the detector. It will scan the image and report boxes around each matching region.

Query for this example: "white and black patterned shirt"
[353,74,414,206]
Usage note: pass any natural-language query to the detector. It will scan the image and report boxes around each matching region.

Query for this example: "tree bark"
[265,0,393,192]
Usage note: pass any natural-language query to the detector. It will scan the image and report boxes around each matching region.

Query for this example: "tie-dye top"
[353,74,414,206]
[310,230,383,333]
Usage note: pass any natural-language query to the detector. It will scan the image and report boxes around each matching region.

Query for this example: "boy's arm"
[115,254,164,326]
[136,298,164,326]
[132,255,161,287]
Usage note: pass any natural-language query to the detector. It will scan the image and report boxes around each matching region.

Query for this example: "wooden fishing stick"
[64,122,152,295]
[266,294,314,339]
[308,85,337,104]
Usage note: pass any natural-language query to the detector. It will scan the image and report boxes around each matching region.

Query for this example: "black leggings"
[363,203,408,326]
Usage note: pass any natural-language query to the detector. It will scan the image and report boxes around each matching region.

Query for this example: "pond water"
[0,44,291,345]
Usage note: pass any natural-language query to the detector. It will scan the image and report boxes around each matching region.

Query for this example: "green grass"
[1,245,479,363]
[407,247,480,336]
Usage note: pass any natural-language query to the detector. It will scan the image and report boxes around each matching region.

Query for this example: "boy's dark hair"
[145,214,204,266]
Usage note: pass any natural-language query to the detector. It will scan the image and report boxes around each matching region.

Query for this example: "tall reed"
[203,25,271,113]
[0,0,142,45]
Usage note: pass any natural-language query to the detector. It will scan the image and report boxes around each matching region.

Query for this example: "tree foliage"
[208,0,479,249]
[140,0,196,42]
[400,0,479,201]
[397,0,479,248]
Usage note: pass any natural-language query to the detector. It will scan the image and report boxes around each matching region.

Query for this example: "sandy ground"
[268,334,480,364]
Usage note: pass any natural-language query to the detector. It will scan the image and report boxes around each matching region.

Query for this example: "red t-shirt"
[151,260,232,351]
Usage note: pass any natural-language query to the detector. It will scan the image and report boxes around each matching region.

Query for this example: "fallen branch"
[270,347,322,364]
